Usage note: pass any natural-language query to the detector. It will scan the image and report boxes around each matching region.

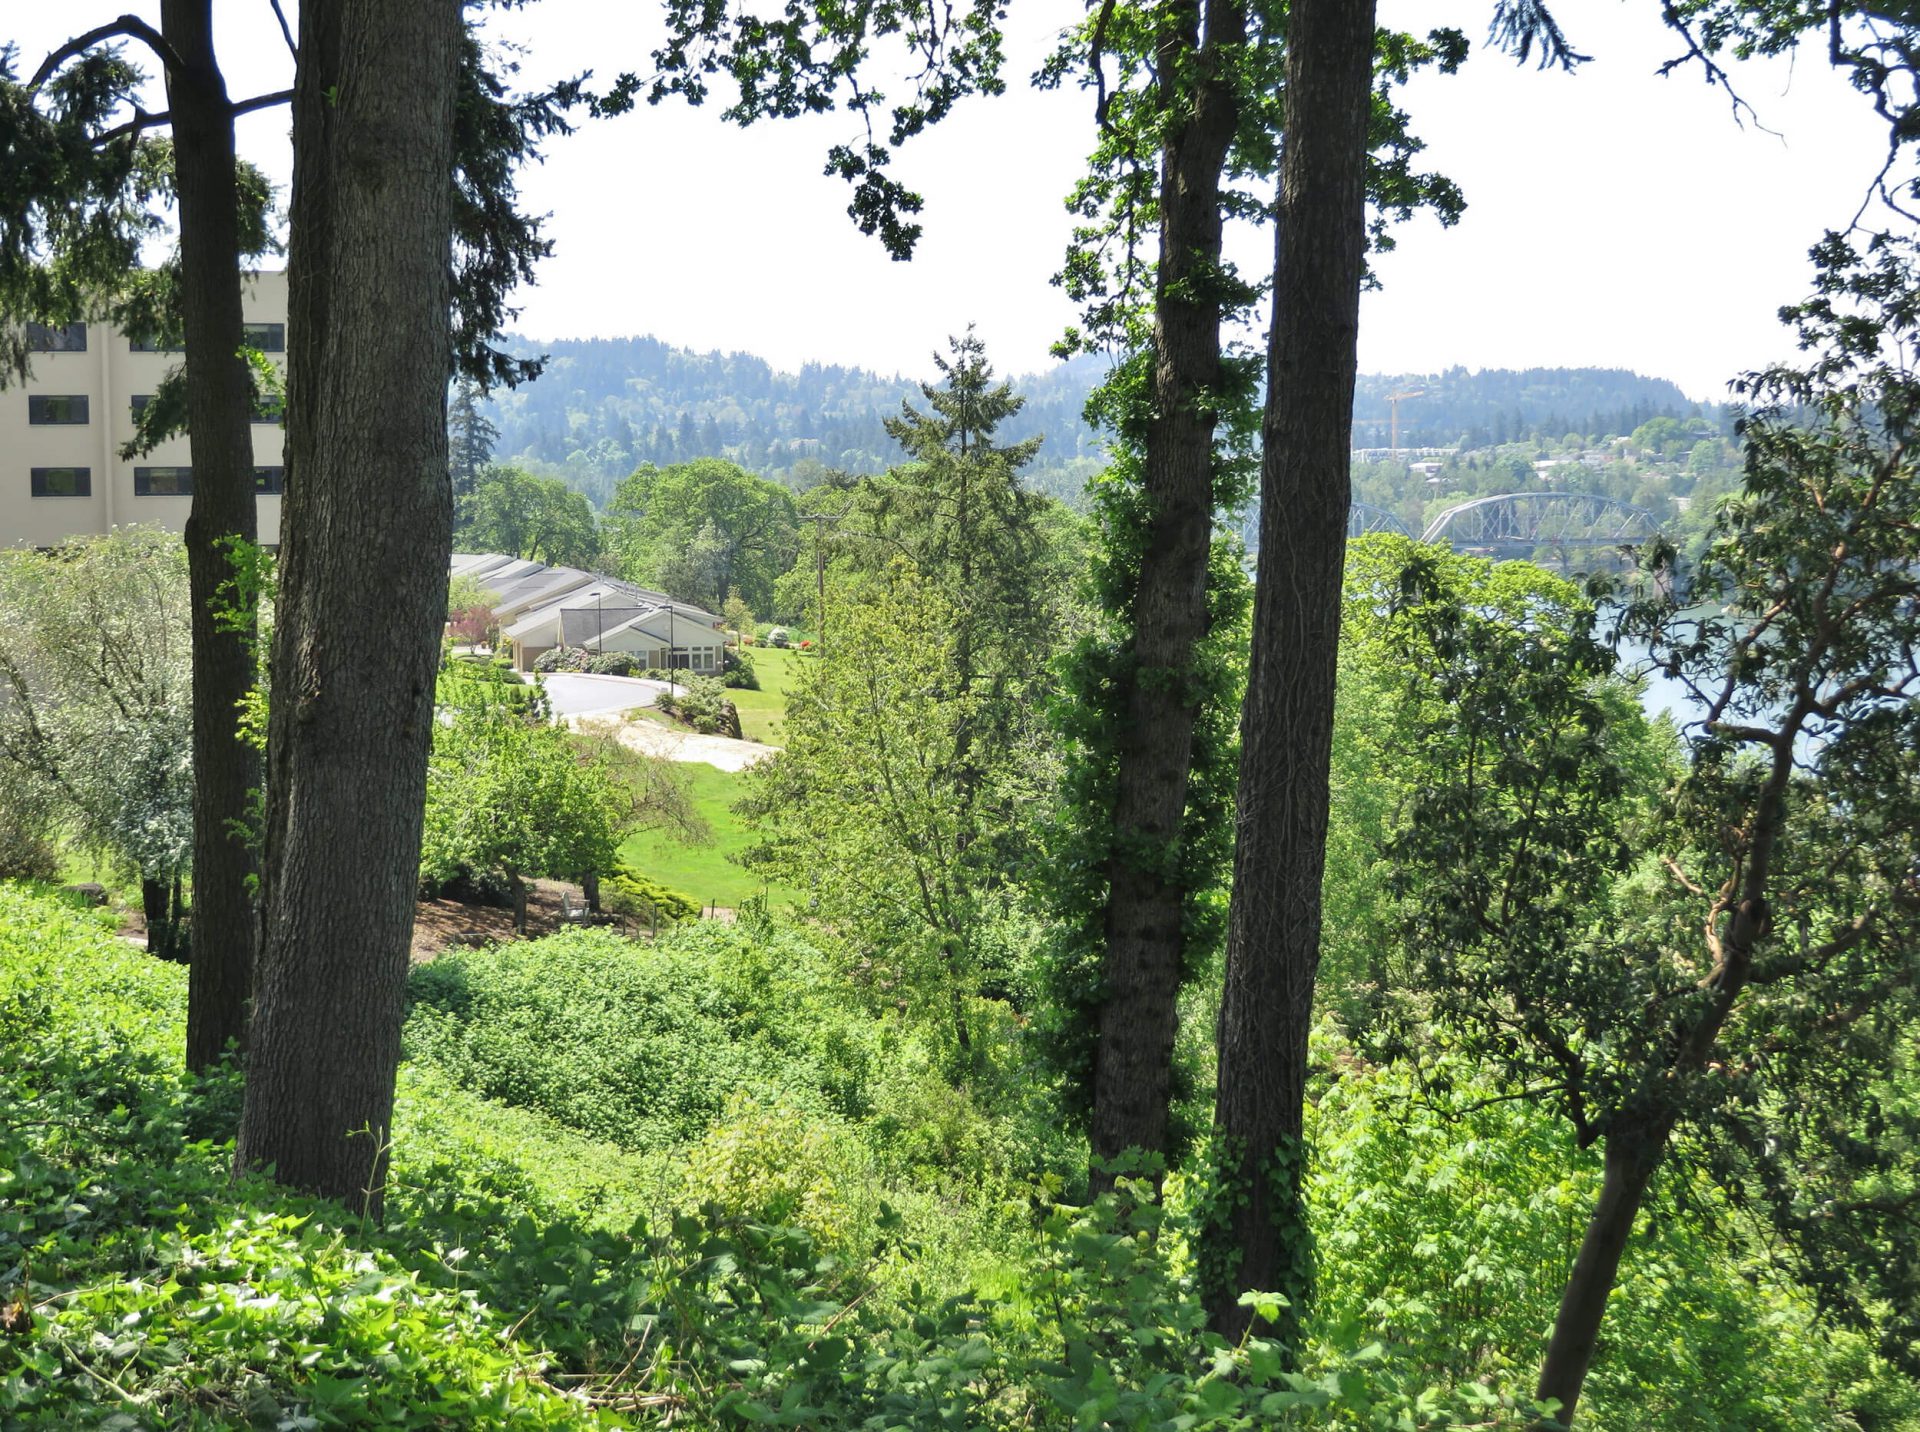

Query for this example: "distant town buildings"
[1,271,287,549]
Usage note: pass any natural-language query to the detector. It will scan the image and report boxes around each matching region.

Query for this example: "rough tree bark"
[1206,0,1377,1339]
[160,0,261,1072]
[236,0,461,1213]
[1088,0,1246,1191]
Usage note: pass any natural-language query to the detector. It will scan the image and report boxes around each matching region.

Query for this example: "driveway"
[535,672,676,719]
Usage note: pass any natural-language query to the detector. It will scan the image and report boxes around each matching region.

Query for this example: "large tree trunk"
[161,0,261,1073]
[1087,0,1245,1192]
[1532,1125,1667,1429]
[1206,0,1377,1340]
[141,875,180,962]
[237,0,461,1215]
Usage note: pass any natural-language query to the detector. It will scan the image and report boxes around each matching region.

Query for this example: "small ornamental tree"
[1374,235,1920,1427]
[421,706,626,935]
[0,529,195,958]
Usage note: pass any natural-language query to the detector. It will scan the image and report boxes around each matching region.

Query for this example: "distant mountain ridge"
[1353,368,1707,452]
[478,337,1710,506]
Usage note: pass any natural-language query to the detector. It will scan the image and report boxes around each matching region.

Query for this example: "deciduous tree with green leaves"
[602,458,799,613]
[2,8,284,1067]
[745,563,1014,1061]
[421,706,628,935]
[1369,236,1920,1425]
[0,529,195,959]
[459,463,601,569]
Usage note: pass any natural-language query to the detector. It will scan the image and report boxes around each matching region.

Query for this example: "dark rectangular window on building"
[128,332,184,353]
[134,466,193,497]
[25,321,87,352]
[27,394,89,425]
[242,322,285,353]
[251,392,284,422]
[131,394,151,418]
[254,466,285,494]
[30,467,91,497]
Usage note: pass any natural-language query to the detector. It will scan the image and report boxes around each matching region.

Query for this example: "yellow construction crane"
[1387,388,1426,457]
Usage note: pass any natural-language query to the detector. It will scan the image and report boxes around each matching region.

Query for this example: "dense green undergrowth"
[4,885,1914,1429]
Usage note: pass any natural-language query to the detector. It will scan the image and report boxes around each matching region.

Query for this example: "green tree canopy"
[421,705,626,935]
[0,528,194,956]
[1356,234,1920,1413]
[602,457,798,613]
[458,463,601,569]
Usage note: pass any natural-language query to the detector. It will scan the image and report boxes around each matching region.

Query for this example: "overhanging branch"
[93,88,293,147]
[28,15,189,93]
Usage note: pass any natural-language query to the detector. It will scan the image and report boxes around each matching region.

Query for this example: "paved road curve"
[534,672,676,719]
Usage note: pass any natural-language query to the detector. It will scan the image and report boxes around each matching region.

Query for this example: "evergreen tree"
[2,11,280,1069]
[747,337,1080,1061]
[447,376,498,506]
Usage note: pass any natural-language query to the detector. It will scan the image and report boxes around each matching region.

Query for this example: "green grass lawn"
[618,761,797,910]
[729,645,815,745]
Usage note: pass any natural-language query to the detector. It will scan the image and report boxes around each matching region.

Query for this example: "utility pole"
[801,510,840,651]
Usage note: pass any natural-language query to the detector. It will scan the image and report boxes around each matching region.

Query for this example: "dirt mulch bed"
[410,878,596,963]
[118,878,659,963]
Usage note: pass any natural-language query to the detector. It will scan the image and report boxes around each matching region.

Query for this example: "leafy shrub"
[436,657,547,721]
[654,674,741,737]
[584,652,637,676]
[9,884,1906,1431]
[721,645,759,690]
[602,867,699,923]
[0,808,58,882]
[1303,1033,1895,1431]
[680,1093,876,1252]
[0,886,606,1430]
[766,625,790,648]
[403,923,886,1150]
[531,645,588,673]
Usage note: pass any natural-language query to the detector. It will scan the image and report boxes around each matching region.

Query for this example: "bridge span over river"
[1338,492,1660,561]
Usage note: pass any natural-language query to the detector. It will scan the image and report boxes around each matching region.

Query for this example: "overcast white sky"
[6,1,1894,399]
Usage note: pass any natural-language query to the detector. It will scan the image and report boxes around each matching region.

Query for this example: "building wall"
[1,270,287,548]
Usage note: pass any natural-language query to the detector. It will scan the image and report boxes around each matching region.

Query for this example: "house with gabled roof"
[452,553,725,673]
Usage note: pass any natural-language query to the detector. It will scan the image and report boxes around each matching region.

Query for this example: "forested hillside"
[478,338,1113,504]
[1352,367,1708,451]
[479,339,1707,506]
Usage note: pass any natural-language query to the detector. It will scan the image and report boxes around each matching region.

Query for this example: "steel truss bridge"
[1264,495,1659,561]
[1348,502,1413,539]
[1417,492,1658,558]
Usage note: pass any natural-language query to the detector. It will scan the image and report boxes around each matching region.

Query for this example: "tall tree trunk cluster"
[1087,0,1247,1193]
[160,0,262,1073]
[1205,0,1378,1339]
[236,0,462,1214]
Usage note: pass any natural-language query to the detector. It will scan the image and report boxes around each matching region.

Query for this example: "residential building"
[1,271,287,548]
[451,553,727,674]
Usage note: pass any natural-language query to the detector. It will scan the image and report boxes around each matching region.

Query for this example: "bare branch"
[1661,854,1706,897]
[28,15,189,93]
[267,0,298,62]
[93,87,292,147]
[1656,5,1780,139]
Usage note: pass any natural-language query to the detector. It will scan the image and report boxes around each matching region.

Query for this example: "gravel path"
[567,712,778,772]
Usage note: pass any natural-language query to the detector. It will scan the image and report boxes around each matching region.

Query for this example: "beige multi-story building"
[1,270,287,549]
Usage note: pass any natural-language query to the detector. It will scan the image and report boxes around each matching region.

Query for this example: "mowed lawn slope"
[617,644,811,908]
[618,762,797,909]
[730,645,813,745]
